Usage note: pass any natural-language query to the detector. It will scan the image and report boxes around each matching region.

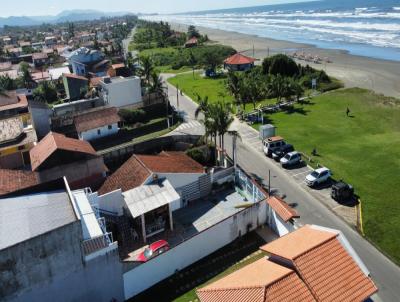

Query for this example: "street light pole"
[176,84,180,109]
[165,84,170,128]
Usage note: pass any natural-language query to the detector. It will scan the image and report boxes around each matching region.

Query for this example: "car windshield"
[284,154,291,159]
[143,248,153,259]
[311,171,320,178]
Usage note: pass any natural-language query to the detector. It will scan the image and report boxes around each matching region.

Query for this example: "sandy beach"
[172,23,400,99]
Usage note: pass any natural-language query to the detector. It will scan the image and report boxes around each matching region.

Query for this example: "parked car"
[331,181,354,201]
[280,151,302,167]
[272,144,294,161]
[263,136,286,157]
[136,240,170,262]
[305,167,332,187]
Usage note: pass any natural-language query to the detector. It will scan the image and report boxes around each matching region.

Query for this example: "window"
[108,125,112,130]
[97,129,101,135]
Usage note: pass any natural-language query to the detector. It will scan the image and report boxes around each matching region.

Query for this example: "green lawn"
[168,72,278,113]
[251,88,400,263]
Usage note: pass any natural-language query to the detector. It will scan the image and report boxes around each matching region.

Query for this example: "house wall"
[91,190,125,216]
[267,205,297,237]
[150,173,205,190]
[123,200,267,299]
[79,123,118,141]
[0,222,124,302]
[37,157,105,186]
[28,101,51,139]
[101,77,142,108]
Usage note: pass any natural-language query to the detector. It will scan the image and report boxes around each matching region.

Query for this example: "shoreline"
[170,22,400,99]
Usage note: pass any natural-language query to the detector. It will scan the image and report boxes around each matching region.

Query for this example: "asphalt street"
[163,73,400,302]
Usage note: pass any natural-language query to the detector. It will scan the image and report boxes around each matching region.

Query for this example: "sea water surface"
[142,0,400,61]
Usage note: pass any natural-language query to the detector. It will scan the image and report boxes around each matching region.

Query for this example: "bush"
[262,54,299,77]
[186,147,207,165]
[118,109,147,125]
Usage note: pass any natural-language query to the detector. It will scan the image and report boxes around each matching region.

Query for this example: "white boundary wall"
[123,200,267,299]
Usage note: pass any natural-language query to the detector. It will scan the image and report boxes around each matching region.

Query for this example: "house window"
[97,129,101,135]
[108,125,112,130]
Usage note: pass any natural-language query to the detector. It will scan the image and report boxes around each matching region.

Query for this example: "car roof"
[287,151,299,156]
[149,240,168,249]
[265,136,284,142]
[315,167,330,173]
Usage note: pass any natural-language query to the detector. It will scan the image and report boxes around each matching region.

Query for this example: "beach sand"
[172,23,400,99]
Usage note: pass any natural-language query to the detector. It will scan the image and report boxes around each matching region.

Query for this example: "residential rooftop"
[74,107,120,133]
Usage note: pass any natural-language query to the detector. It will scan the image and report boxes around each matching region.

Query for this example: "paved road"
[163,74,400,302]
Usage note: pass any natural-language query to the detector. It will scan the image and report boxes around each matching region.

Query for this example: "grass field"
[249,88,400,263]
[168,72,278,113]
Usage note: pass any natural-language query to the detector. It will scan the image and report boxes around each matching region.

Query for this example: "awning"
[123,179,180,218]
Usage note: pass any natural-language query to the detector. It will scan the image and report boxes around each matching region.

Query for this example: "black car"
[272,144,294,161]
[331,181,354,201]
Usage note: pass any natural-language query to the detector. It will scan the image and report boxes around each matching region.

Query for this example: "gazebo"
[224,53,257,71]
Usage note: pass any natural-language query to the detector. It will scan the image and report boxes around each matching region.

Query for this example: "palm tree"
[33,81,58,103]
[140,56,154,85]
[19,62,34,89]
[268,74,288,103]
[225,71,242,112]
[214,101,234,152]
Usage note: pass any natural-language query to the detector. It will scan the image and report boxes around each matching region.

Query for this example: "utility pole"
[176,84,180,109]
[165,85,170,128]
[233,133,237,169]
[253,44,255,58]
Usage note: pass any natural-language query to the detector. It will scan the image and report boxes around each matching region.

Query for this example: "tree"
[262,54,299,77]
[19,62,34,88]
[268,74,289,103]
[187,25,200,39]
[241,69,266,109]
[149,72,164,96]
[33,81,58,103]
[288,78,304,101]
[188,51,197,79]
[140,56,154,85]
[202,50,223,73]
[225,71,243,111]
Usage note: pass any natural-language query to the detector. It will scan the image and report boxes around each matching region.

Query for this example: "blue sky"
[0,0,308,17]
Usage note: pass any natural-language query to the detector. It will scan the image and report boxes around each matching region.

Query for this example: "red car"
[136,240,170,262]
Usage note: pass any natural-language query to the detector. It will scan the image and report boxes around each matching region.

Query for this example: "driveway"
[162,73,400,302]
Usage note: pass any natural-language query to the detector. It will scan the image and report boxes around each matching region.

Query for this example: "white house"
[100,76,142,109]
[74,107,120,141]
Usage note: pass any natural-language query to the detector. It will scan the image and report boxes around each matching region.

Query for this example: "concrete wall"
[91,190,125,216]
[101,77,142,108]
[149,173,205,190]
[37,157,105,186]
[267,204,296,237]
[123,200,267,299]
[0,222,124,302]
[79,123,118,141]
[28,101,51,139]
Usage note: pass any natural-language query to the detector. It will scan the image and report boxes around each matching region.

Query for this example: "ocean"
[142,0,400,61]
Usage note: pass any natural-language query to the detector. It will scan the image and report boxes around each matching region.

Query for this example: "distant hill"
[0,10,134,27]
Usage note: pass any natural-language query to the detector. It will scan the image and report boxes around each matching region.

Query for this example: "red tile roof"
[185,37,198,45]
[136,152,205,174]
[261,225,378,302]
[63,73,88,81]
[197,258,316,302]
[267,196,299,222]
[30,132,97,171]
[98,152,205,195]
[74,107,120,133]
[90,77,103,87]
[0,169,38,195]
[224,53,256,65]
[98,155,151,195]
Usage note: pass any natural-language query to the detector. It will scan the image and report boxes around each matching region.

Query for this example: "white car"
[305,167,332,187]
[280,151,301,167]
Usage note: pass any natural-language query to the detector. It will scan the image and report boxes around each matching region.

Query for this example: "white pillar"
[141,214,147,243]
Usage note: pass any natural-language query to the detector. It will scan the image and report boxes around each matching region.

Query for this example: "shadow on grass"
[283,106,310,115]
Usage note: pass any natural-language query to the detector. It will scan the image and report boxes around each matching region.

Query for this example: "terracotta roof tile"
[197,258,315,302]
[98,155,151,195]
[111,63,125,69]
[267,196,299,222]
[261,225,378,302]
[260,225,337,260]
[0,169,38,195]
[136,152,205,174]
[0,92,27,111]
[293,237,378,302]
[32,52,48,60]
[224,53,256,65]
[74,107,120,133]
[30,132,97,171]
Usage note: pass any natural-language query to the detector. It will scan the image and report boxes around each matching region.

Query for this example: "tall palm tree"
[268,74,288,103]
[140,56,154,85]
[225,71,242,112]
[214,101,234,152]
